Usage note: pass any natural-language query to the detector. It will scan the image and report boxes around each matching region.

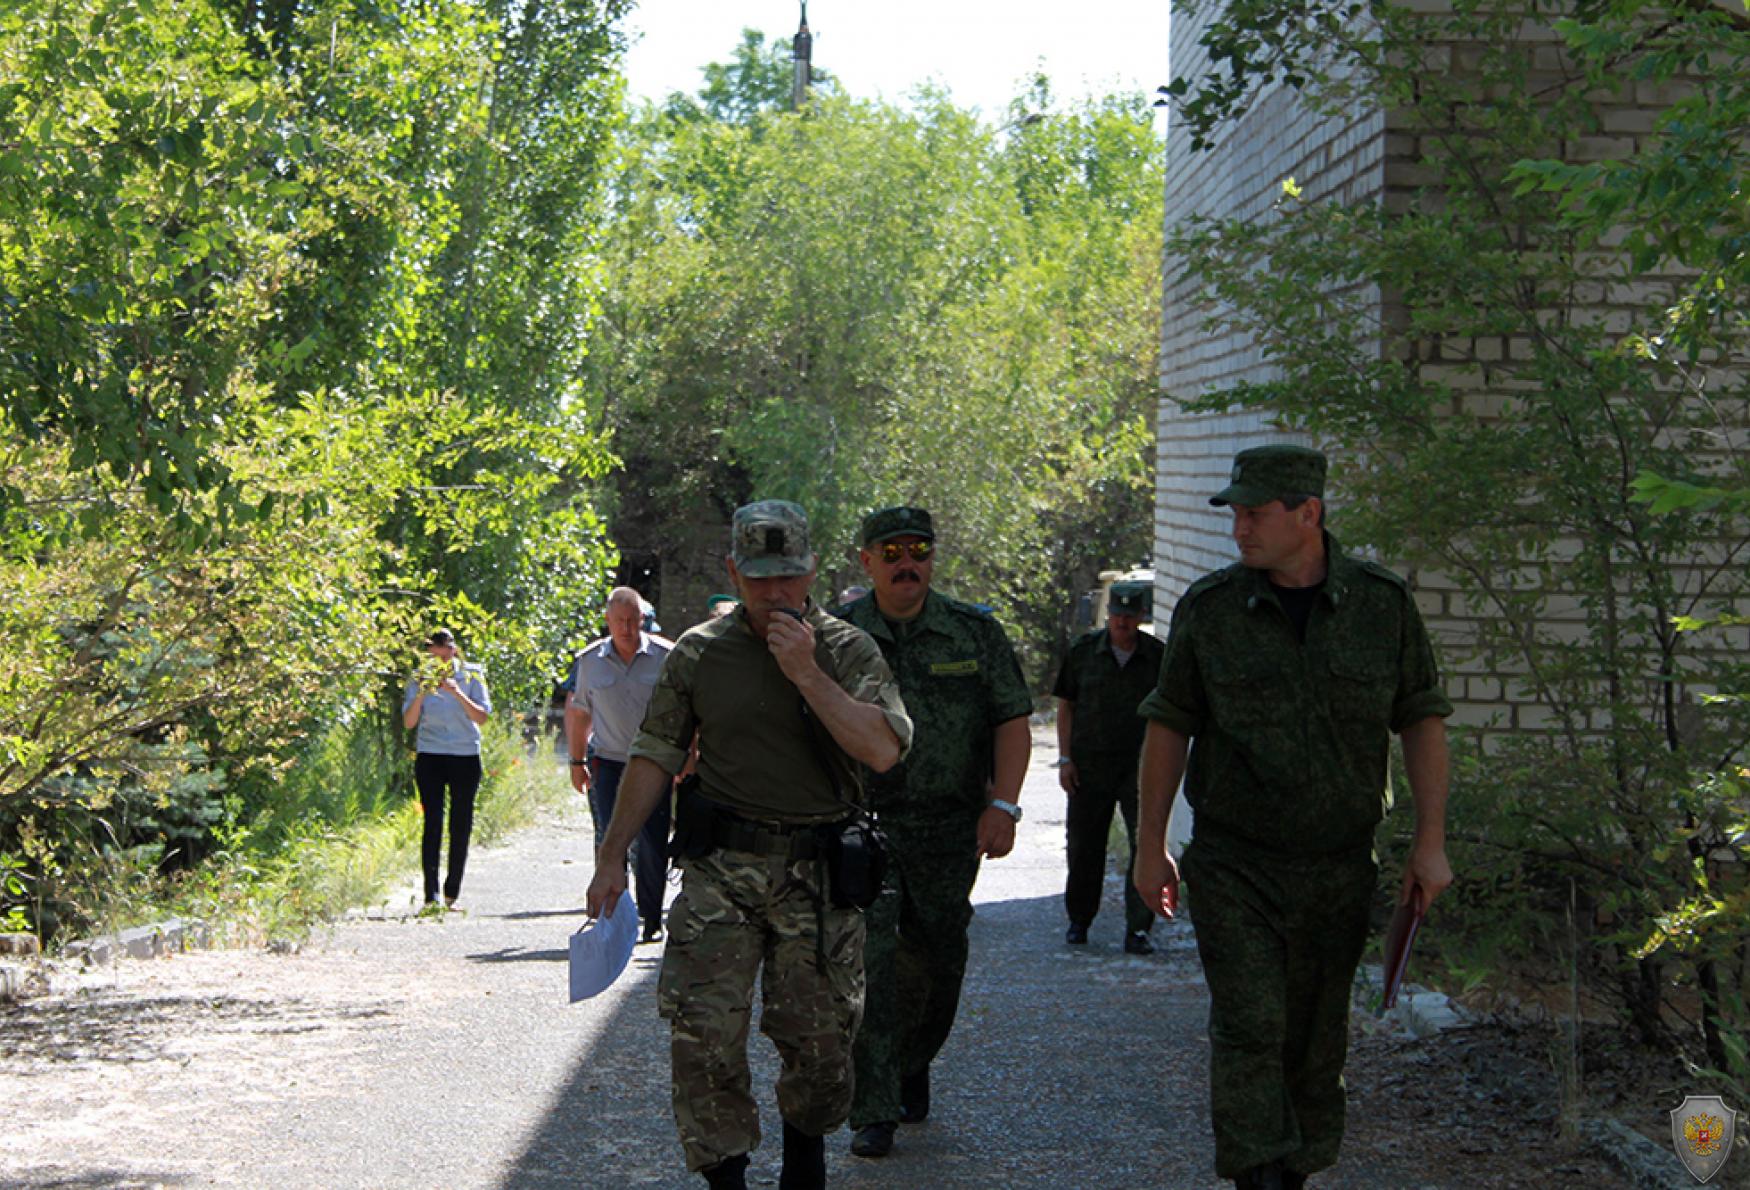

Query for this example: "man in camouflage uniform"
[587,500,912,1190]
[1133,445,1453,1190]
[1053,583,1164,953]
[836,506,1033,1159]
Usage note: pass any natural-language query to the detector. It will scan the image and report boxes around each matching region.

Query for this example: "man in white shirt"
[568,586,675,942]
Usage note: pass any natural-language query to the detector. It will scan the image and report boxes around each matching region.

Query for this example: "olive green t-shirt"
[630,601,913,824]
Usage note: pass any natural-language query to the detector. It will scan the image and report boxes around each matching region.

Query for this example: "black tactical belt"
[714,813,826,860]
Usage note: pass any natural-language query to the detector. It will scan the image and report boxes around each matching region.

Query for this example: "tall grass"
[53,718,574,950]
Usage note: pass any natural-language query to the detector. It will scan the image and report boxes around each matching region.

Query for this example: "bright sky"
[618,1,1172,131]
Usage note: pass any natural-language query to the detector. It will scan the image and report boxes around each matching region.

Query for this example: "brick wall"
[1154,3,1705,743]
[1155,3,1385,602]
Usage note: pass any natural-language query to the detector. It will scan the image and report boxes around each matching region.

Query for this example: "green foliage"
[661,27,837,124]
[0,0,309,525]
[0,0,628,940]
[595,58,1163,674]
[1166,0,1750,1086]
[48,719,568,945]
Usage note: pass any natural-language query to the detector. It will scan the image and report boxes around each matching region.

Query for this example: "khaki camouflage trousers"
[1182,834,1376,1179]
[659,847,865,1172]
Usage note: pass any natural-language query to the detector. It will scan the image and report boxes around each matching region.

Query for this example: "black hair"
[1279,494,1326,527]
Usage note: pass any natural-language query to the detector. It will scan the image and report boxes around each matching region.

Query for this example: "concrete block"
[1448,702,1509,730]
[1600,109,1659,136]
[1577,1117,1692,1189]
[1396,989,1467,1037]
[64,918,210,966]
[1569,136,1637,163]
[0,933,41,957]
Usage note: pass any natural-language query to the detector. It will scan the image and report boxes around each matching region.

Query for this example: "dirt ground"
[2,731,1739,1188]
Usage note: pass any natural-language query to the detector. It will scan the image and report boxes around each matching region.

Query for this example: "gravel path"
[2,730,1624,1188]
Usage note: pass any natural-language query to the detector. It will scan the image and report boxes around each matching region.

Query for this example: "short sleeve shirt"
[401,661,492,756]
[1053,627,1165,763]
[568,633,673,762]
[838,591,1034,821]
[628,602,913,824]
[1138,537,1452,855]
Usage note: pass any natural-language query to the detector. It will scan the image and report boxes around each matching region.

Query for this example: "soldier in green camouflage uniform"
[1132,446,1454,1190]
[586,500,912,1190]
[1053,583,1165,952]
[836,506,1034,1160]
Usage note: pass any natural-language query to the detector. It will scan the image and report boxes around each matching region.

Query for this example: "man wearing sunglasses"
[836,506,1033,1160]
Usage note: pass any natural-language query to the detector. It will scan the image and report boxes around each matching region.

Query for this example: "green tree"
[592,55,1161,673]
[0,0,628,936]
[661,27,837,124]
[1163,0,1750,1086]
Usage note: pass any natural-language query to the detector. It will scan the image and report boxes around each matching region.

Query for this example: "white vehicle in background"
[1074,567,1156,636]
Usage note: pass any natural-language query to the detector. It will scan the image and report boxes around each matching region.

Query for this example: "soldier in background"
[1134,445,1453,1189]
[586,500,911,1190]
[1053,584,1164,953]
[838,506,1032,1160]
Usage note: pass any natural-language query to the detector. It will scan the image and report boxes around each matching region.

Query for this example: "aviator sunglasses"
[877,541,934,563]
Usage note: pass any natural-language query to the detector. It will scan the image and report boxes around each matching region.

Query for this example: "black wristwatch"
[570,759,587,767]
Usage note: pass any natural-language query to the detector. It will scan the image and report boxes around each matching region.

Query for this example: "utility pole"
[790,2,813,111]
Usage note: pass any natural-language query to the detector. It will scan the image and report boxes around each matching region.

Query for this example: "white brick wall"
[1156,2,1385,614]
[1154,2,1705,744]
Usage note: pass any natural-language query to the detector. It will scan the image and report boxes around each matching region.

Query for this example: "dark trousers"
[1181,835,1376,1178]
[588,755,672,931]
[1064,759,1154,935]
[415,752,482,903]
[850,817,980,1128]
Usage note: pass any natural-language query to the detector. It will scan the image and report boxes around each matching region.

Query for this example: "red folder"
[1380,886,1425,1011]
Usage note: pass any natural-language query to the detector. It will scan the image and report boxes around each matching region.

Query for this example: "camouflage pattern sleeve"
[1136,592,1206,736]
[1389,591,1454,733]
[982,617,1034,725]
[628,631,702,774]
[832,625,915,759]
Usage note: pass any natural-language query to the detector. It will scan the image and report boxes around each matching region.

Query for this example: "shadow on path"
[0,994,393,1065]
[499,890,1218,1190]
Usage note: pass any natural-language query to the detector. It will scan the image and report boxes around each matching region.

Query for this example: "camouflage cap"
[1210,444,1327,507]
[861,505,935,546]
[731,500,815,578]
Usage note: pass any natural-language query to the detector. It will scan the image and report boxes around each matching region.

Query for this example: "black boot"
[779,1122,826,1190]
[702,1153,749,1189]
[899,1066,930,1123]
[850,1120,897,1158]
[1232,1160,1286,1189]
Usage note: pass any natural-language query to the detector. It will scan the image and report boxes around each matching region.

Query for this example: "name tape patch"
[931,659,980,676]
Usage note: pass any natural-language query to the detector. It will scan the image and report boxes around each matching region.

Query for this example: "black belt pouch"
[666,774,715,861]
[819,812,888,910]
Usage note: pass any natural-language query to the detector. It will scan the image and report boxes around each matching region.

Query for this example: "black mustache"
[891,570,921,582]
